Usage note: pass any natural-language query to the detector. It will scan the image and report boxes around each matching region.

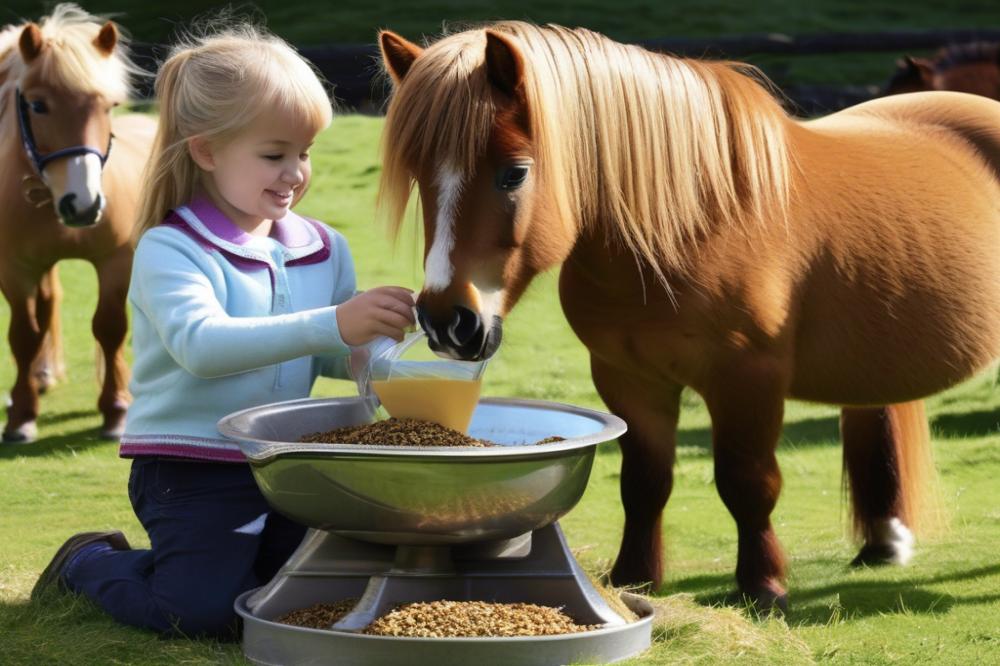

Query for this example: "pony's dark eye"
[30,100,49,114]
[497,165,529,191]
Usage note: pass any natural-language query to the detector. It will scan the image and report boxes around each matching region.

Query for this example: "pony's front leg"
[92,251,132,440]
[592,356,682,590]
[704,360,788,612]
[2,283,46,443]
[30,265,64,393]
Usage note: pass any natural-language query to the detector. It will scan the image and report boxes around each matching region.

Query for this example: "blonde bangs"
[251,43,332,134]
[378,22,792,285]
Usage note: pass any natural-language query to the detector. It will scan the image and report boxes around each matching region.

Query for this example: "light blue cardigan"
[120,197,355,462]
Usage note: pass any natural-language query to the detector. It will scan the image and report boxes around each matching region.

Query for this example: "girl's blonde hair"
[134,24,332,243]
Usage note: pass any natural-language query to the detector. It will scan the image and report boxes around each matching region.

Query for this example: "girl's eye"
[30,100,49,114]
[262,154,283,161]
[299,152,310,160]
[496,164,530,191]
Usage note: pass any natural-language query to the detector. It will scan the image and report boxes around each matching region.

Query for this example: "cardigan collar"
[166,196,329,266]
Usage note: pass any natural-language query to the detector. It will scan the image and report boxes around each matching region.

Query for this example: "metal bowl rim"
[218,396,626,463]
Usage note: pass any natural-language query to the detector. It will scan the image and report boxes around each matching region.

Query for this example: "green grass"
[2,115,1000,664]
[7,1,1000,87]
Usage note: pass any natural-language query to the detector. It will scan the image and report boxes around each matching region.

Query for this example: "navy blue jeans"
[64,457,306,638]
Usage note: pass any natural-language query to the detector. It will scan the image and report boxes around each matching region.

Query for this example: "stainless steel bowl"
[218,397,626,545]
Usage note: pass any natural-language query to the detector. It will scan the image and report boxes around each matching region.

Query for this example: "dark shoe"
[31,531,131,601]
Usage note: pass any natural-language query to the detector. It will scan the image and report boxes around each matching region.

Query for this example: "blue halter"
[16,88,112,175]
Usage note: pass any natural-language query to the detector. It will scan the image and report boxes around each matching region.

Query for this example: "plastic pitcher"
[359,331,489,432]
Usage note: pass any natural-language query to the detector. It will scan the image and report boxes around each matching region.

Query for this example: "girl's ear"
[187,136,215,171]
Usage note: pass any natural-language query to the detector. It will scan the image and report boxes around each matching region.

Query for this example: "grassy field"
[2,115,1000,664]
[6,1,1000,88]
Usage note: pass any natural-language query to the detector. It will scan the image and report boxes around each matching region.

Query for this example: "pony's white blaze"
[423,167,463,292]
[52,153,105,216]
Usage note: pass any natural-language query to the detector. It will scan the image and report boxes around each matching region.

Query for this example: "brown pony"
[886,41,1000,99]
[0,5,155,442]
[376,23,1000,611]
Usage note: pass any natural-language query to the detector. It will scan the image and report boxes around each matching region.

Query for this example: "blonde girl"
[32,25,414,637]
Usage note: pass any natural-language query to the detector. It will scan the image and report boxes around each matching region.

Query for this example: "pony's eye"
[497,165,529,191]
[30,100,49,114]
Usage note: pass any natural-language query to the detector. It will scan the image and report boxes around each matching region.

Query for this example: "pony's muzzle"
[416,304,503,361]
[58,192,102,227]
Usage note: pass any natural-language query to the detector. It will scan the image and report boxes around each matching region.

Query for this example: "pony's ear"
[379,31,423,83]
[18,23,44,62]
[94,22,118,56]
[484,30,524,99]
[903,56,934,85]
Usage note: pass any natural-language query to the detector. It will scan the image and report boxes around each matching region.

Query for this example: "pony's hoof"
[99,420,126,441]
[35,369,57,394]
[3,421,38,443]
[727,583,788,616]
[608,563,660,593]
[851,518,915,567]
[99,426,124,441]
[850,543,897,567]
[98,401,128,441]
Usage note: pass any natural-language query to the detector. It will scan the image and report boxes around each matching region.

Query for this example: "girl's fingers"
[377,298,417,322]
[373,309,413,331]
[371,321,406,341]
[376,286,416,303]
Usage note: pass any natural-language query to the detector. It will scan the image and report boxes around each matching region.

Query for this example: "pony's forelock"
[378,30,497,237]
[0,4,138,104]
[378,22,792,286]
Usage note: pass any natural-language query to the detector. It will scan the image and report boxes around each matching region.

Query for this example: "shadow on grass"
[0,594,245,664]
[0,422,116,459]
[596,404,1000,459]
[597,414,843,457]
[666,562,1000,624]
[932,408,1000,439]
[37,409,98,427]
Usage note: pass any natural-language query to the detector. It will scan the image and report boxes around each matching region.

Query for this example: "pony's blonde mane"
[0,4,138,137]
[379,22,792,284]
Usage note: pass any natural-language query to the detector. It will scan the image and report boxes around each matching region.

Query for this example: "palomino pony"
[376,23,1000,611]
[886,41,1000,99]
[0,5,155,442]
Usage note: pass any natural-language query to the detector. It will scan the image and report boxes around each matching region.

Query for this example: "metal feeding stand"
[219,397,653,666]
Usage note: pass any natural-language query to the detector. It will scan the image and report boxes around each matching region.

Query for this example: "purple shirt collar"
[169,196,329,267]
[185,195,316,248]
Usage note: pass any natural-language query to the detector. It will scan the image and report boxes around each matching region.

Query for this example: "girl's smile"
[189,109,318,235]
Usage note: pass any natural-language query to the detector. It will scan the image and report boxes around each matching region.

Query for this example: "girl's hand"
[336,287,415,346]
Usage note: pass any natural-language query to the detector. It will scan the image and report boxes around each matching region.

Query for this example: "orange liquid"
[372,378,482,433]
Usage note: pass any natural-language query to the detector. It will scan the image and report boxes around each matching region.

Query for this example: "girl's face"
[191,109,318,233]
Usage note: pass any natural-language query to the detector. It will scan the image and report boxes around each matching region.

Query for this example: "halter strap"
[16,88,112,174]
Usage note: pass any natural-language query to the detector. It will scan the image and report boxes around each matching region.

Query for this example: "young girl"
[31,26,415,638]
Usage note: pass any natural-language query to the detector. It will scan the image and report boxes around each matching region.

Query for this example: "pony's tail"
[841,401,943,543]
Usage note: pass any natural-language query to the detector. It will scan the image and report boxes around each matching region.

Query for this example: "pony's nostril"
[58,193,78,219]
[415,305,439,345]
[447,305,481,347]
[62,195,102,227]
